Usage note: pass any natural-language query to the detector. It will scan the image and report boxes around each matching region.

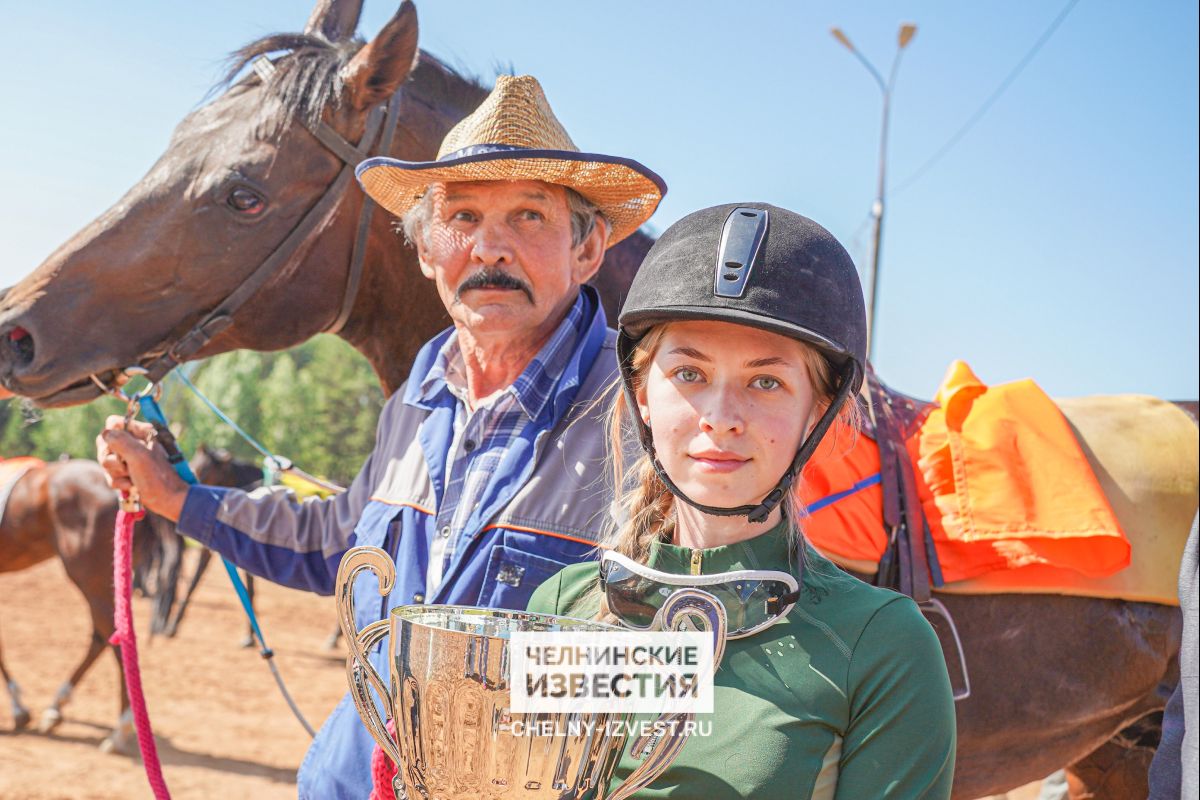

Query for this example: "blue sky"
[2,1,1196,398]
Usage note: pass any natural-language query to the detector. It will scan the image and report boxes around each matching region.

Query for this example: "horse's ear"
[341,0,419,111]
[304,0,364,42]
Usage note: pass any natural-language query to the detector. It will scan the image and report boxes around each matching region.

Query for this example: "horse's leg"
[165,546,212,637]
[148,517,183,636]
[82,543,136,757]
[0,468,58,731]
[0,621,32,730]
[36,627,107,733]
[41,513,119,737]
[240,571,256,648]
[97,643,136,756]
[1063,712,1162,800]
[323,623,342,651]
[39,472,116,735]
[44,460,140,754]
[131,518,158,598]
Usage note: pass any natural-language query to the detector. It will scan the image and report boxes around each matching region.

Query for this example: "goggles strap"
[765,588,803,616]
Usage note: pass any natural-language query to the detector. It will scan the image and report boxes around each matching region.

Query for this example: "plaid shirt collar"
[417,289,592,423]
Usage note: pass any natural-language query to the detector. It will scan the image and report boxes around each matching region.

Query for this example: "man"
[1148,511,1199,800]
[97,74,665,799]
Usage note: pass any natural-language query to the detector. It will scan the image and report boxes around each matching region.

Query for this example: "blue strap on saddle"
[807,472,882,513]
[136,395,270,654]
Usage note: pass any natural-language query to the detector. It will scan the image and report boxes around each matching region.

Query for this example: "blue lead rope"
[172,370,345,495]
[168,373,275,463]
[136,394,315,737]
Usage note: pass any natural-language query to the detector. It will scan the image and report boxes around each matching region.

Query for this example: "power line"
[890,0,1082,196]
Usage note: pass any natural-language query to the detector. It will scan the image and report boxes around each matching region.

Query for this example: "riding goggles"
[599,550,801,640]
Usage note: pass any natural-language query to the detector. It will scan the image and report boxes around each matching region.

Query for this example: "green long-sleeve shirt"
[526,525,956,799]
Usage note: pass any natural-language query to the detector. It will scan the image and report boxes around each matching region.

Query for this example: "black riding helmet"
[618,203,867,523]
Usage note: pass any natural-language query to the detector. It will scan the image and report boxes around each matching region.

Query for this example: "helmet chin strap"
[633,360,859,524]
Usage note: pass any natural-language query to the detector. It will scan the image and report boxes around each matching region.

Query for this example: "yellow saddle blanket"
[801,363,1198,605]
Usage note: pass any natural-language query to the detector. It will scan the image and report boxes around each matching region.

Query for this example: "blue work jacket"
[177,288,618,798]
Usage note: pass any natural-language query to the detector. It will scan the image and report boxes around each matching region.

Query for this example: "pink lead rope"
[111,505,172,800]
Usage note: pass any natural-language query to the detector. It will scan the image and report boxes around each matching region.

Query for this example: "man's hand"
[96,415,190,522]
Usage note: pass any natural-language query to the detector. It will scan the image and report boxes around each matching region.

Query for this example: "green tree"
[2,335,384,483]
[1,395,116,460]
[0,399,40,457]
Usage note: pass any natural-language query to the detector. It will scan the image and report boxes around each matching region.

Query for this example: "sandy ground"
[0,552,345,799]
[0,552,1043,799]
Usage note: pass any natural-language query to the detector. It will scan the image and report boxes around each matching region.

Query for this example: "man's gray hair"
[400,184,607,249]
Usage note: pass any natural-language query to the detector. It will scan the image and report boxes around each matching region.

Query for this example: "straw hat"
[355,75,665,246]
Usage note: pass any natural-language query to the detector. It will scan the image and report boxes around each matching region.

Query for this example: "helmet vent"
[714,207,768,298]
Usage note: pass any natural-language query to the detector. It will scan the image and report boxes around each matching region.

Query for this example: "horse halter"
[90,55,404,396]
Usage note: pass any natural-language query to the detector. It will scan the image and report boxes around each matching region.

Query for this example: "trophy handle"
[336,546,402,770]
[609,588,728,800]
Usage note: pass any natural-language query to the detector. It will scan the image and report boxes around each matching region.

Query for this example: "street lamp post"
[831,23,917,361]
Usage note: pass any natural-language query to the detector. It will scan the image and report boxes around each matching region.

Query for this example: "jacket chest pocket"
[480,545,573,611]
[349,501,403,633]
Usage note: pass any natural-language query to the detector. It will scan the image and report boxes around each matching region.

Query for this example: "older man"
[97,74,664,799]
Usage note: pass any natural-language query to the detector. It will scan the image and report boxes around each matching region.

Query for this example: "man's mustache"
[455,268,533,304]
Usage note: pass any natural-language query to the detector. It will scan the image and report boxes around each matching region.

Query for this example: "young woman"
[527,203,957,799]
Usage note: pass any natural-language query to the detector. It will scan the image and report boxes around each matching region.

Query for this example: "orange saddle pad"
[800,362,1145,596]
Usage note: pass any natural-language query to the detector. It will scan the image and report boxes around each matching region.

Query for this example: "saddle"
[861,366,940,603]
[858,369,971,697]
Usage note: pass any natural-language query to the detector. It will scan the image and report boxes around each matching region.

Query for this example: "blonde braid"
[618,453,675,562]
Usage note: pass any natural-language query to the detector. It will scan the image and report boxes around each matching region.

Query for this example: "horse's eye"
[227,187,266,215]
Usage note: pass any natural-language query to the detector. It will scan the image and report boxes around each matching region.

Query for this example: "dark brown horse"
[0,2,1191,797]
[0,458,174,753]
[0,0,644,407]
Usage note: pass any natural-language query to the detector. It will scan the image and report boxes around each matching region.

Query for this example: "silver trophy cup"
[335,546,727,800]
